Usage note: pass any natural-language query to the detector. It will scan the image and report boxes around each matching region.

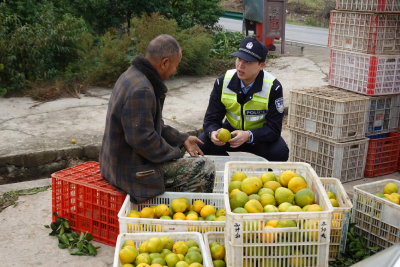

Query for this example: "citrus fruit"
[212,260,226,267]
[383,183,398,194]
[330,199,339,207]
[176,261,190,267]
[210,244,225,260]
[215,216,225,221]
[137,264,151,267]
[147,237,163,253]
[288,176,308,194]
[262,225,276,243]
[161,248,172,257]
[388,194,400,204]
[229,190,249,210]
[260,193,276,207]
[264,181,282,191]
[229,188,241,198]
[186,213,199,220]
[122,239,136,249]
[302,220,319,241]
[149,253,163,261]
[160,215,172,220]
[294,188,315,208]
[188,263,203,267]
[171,199,187,213]
[326,191,336,199]
[209,241,221,248]
[155,204,170,218]
[173,241,189,255]
[232,207,248,213]
[260,172,277,183]
[185,251,203,264]
[185,240,198,248]
[217,128,231,142]
[200,205,215,218]
[276,220,297,228]
[140,207,155,218]
[263,205,279,213]
[205,214,216,221]
[135,253,152,266]
[265,220,278,227]
[249,194,261,201]
[215,208,226,217]
[231,171,247,182]
[228,181,242,193]
[241,177,263,195]
[302,205,310,211]
[188,247,201,253]
[244,199,263,213]
[173,212,186,220]
[286,205,302,212]
[192,200,205,213]
[119,246,138,264]
[306,204,323,212]
[139,240,149,253]
[275,187,294,205]
[122,264,135,267]
[179,197,190,211]
[278,170,297,187]
[165,253,180,267]
[258,188,274,197]
[278,202,292,212]
[177,254,185,261]
[151,257,166,265]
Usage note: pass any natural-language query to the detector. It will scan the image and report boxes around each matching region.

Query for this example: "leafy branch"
[329,223,379,267]
[45,212,100,256]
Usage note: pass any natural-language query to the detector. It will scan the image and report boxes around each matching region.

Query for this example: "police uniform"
[197,38,289,162]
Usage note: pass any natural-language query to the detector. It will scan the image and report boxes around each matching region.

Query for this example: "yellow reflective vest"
[221,69,276,130]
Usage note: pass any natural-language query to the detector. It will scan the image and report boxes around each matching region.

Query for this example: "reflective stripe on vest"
[221,69,275,130]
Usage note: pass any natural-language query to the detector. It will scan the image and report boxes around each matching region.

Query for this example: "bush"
[210,30,247,59]
[176,26,213,75]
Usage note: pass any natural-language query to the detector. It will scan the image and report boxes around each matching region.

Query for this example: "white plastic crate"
[328,11,400,55]
[352,179,400,251]
[289,129,369,183]
[203,232,226,267]
[288,86,368,142]
[118,192,225,236]
[113,232,209,267]
[320,178,353,260]
[329,49,400,96]
[223,161,333,267]
[205,155,268,193]
[365,94,400,135]
[336,0,400,12]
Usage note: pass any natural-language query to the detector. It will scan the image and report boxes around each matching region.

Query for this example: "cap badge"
[246,42,253,49]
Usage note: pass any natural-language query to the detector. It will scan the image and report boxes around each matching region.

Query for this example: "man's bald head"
[145,34,181,62]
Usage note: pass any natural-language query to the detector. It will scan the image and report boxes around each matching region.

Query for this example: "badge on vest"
[245,110,267,115]
[275,97,284,113]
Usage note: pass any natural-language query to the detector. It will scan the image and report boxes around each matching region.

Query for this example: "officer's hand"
[211,129,226,146]
[229,130,250,148]
[184,136,204,157]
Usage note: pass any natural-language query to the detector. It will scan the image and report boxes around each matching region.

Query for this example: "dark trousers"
[197,132,289,162]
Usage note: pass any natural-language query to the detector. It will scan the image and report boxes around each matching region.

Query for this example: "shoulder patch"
[275,97,284,113]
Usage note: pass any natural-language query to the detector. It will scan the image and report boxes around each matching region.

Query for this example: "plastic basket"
[118,192,225,236]
[336,0,400,12]
[366,94,400,135]
[329,49,400,95]
[289,129,369,183]
[352,179,400,251]
[51,162,126,246]
[288,86,368,142]
[113,232,209,267]
[328,11,400,55]
[223,161,333,267]
[364,132,400,177]
[320,178,353,260]
[203,232,226,266]
[205,155,268,193]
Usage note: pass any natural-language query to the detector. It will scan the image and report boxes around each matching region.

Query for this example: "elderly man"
[99,34,215,204]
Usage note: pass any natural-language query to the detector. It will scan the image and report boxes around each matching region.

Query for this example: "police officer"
[198,37,289,161]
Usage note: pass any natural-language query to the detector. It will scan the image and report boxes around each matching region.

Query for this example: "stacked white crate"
[328,0,400,251]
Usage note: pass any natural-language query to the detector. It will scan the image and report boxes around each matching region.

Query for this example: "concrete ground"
[0,42,399,266]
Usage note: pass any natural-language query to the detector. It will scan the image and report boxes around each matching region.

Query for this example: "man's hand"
[229,130,250,148]
[184,136,205,157]
[210,129,226,146]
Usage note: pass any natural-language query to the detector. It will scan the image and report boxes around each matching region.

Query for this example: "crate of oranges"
[223,161,333,267]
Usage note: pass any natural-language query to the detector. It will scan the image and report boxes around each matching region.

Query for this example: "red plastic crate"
[336,0,400,12]
[52,161,126,246]
[364,132,400,177]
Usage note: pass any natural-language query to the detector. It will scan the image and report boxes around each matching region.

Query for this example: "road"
[218,17,328,47]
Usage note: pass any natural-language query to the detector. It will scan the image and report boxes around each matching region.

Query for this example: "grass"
[0,186,51,213]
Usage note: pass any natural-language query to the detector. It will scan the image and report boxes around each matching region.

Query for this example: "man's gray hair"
[145,34,181,61]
